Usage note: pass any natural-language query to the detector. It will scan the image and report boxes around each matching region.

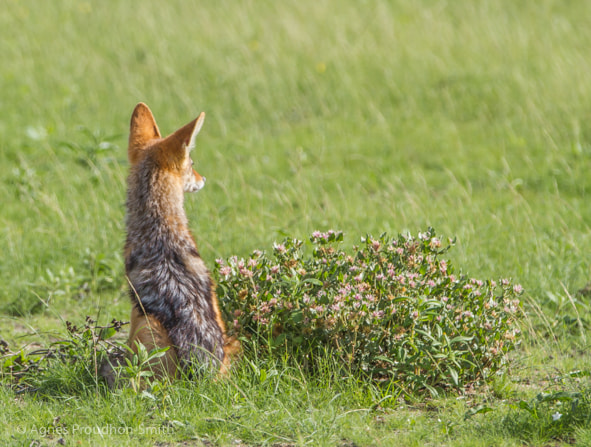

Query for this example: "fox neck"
[126,167,196,255]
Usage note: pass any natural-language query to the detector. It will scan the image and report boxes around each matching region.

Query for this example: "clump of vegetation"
[216,228,523,395]
[505,390,591,441]
[0,317,127,395]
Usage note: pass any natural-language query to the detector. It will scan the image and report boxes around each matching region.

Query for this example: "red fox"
[121,102,237,379]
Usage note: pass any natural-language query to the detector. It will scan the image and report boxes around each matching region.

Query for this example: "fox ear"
[164,112,205,159]
[128,103,161,163]
[185,112,205,152]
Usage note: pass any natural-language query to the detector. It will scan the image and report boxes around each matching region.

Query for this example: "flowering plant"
[215,228,523,395]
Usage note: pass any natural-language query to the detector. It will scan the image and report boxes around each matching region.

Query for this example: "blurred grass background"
[0,0,590,353]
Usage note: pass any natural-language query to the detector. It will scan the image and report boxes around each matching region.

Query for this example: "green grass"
[1,0,591,445]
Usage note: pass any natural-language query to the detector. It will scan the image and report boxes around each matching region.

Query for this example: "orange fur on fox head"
[128,102,206,193]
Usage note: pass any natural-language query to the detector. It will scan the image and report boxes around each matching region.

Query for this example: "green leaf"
[291,311,304,324]
[304,278,324,286]
[448,367,459,386]
[272,333,287,346]
[293,336,304,345]
[141,390,156,401]
[464,405,494,420]
[449,335,473,344]
[146,347,170,360]
[99,327,117,340]
[518,400,536,416]
[536,391,581,403]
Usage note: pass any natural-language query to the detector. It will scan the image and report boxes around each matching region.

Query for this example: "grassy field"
[1,0,591,445]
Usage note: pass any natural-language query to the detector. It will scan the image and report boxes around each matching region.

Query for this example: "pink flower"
[273,243,286,253]
[357,283,369,292]
[260,304,271,314]
[513,284,523,294]
[239,267,253,278]
[219,266,232,276]
[372,310,384,319]
[371,239,381,251]
[270,265,280,274]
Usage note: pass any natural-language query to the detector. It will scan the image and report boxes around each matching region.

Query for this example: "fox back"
[124,103,230,376]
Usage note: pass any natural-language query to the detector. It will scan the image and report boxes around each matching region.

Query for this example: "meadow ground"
[1,0,591,445]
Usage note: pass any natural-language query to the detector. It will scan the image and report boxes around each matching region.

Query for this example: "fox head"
[128,103,206,193]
